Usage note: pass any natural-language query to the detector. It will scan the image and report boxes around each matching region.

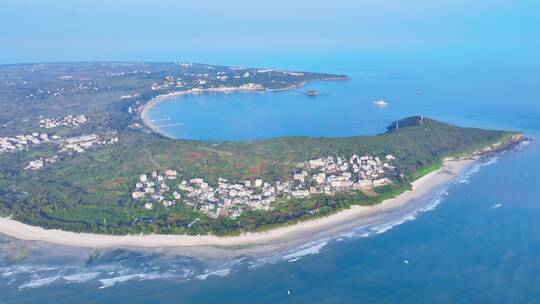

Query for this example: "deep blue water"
[2,54,540,303]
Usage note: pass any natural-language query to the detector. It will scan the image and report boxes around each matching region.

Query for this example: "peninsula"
[0,62,524,246]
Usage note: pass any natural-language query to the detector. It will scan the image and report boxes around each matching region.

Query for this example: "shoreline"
[0,157,474,250]
[139,77,348,139]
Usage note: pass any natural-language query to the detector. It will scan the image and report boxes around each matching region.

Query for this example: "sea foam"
[99,273,167,288]
[63,272,100,283]
[18,276,61,290]
[282,240,328,261]
[195,268,231,280]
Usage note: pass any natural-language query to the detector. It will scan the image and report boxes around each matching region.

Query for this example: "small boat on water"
[373,99,388,108]
[304,90,320,97]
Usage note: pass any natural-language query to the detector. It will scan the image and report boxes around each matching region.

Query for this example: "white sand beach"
[0,158,473,250]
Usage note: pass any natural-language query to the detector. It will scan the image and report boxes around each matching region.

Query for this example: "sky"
[1,0,539,65]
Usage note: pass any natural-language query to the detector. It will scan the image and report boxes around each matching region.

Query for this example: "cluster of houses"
[59,134,118,154]
[24,79,112,100]
[25,87,65,99]
[20,134,119,171]
[0,113,120,170]
[149,66,292,93]
[120,93,140,99]
[131,169,276,219]
[24,155,58,170]
[0,113,118,169]
[39,114,88,129]
[0,132,58,153]
[1,114,91,153]
[151,75,187,90]
[294,154,396,194]
[21,134,119,171]
[131,154,397,220]
[103,65,147,77]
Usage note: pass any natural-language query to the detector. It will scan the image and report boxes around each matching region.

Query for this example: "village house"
[130,153,397,219]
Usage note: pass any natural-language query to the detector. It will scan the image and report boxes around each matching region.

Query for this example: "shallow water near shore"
[2,53,540,303]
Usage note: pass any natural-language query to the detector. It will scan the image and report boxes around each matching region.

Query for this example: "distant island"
[0,62,524,244]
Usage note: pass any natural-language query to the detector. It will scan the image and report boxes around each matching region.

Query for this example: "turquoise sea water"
[2,53,540,303]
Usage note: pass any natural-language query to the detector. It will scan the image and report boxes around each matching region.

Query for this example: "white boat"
[373,99,388,108]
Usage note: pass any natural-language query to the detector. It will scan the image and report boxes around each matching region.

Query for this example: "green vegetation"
[0,116,522,236]
[0,63,523,236]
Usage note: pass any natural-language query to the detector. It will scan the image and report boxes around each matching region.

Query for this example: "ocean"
[2,53,540,303]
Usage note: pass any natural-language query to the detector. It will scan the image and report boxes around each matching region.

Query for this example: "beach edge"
[0,157,475,250]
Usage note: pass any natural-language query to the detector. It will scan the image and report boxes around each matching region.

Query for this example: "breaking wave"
[99,273,169,288]
[18,276,61,290]
[457,156,499,184]
[282,241,328,262]
[515,139,532,150]
[196,268,231,280]
[371,214,417,235]
[63,272,100,283]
